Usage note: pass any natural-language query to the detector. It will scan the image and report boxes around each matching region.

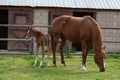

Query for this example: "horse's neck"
[93,36,103,53]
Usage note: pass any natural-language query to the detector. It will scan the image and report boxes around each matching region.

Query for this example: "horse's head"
[94,46,106,72]
[25,28,33,39]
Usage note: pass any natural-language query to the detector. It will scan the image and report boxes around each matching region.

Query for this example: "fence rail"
[0,24,50,28]
[0,24,120,42]
[0,24,50,41]
[101,27,120,30]
[0,38,31,41]
[103,41,120,43]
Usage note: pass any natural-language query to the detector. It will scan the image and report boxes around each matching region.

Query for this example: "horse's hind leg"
[52,33,60,67]
[60,37,67,66]
[81,40,87,71]
[47,43,51,67]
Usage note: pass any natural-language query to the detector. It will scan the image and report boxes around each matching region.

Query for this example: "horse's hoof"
[39,64,43,68]
[64,64,67,66]
[82,65,86,71]
[47,63,50,67]
[47,65,50,68]
[61,61,67,66]
[33,64,36,67]
[54,65,57,67]
[82,68,86,71]
[39,62,47,68]
[39,64,46,68]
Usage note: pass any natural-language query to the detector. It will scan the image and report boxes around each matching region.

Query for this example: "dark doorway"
[73,12,95,18]
[0,10,8,50]
[72,12,95,51]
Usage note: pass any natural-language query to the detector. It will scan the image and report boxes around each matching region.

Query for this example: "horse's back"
[51,15,101,42]
[51,15,72,33]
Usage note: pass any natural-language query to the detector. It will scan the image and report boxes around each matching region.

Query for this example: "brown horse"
[26,28,51,67]
[51,15,106,72]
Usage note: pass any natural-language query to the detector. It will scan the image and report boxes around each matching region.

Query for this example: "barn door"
[0,9,8,50]
[8,9,33,50]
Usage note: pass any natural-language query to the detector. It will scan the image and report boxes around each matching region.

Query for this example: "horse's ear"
[103,46,106,59]
[30,27,32,31]
[29,25,32,31]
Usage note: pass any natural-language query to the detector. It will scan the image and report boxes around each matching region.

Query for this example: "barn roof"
[0,0,120,10]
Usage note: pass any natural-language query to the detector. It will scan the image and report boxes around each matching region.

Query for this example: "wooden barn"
[0,0,120,53]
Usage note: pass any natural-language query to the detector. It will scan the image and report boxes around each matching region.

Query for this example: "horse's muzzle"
[100,67,105,72]
[25,36,30,40]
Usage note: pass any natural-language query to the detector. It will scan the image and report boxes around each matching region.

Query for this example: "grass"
[0,55,120,80]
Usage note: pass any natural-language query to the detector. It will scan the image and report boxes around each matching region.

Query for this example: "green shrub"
[115,51,120,58]
[69,47,76,53]
[44,47,76,54]
[116,51,120,55]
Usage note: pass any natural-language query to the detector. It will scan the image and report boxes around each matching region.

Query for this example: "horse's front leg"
[60,38,67,66]
[39,45,45,68]
[51,34,59,67]
[81,40,87,71]
[52,39,58,67]
[34,45,39,67]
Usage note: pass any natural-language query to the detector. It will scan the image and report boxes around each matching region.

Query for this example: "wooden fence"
[0,24,120,54]
[0,24,50,54]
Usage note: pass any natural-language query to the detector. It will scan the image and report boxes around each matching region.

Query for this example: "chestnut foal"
[26,28,51,67]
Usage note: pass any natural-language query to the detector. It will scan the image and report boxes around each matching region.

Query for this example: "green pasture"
[0,55,120,80]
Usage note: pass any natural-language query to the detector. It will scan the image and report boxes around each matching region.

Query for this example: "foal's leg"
[81,40,87,71]
[60,38,67,66]
[34,45,39,66]
[47,43,51,67]
[39,45,45,68]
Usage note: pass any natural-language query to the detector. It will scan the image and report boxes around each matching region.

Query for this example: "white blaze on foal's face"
[26,30,32,39]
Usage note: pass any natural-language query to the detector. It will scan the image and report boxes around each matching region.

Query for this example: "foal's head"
[26,28,33,39]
